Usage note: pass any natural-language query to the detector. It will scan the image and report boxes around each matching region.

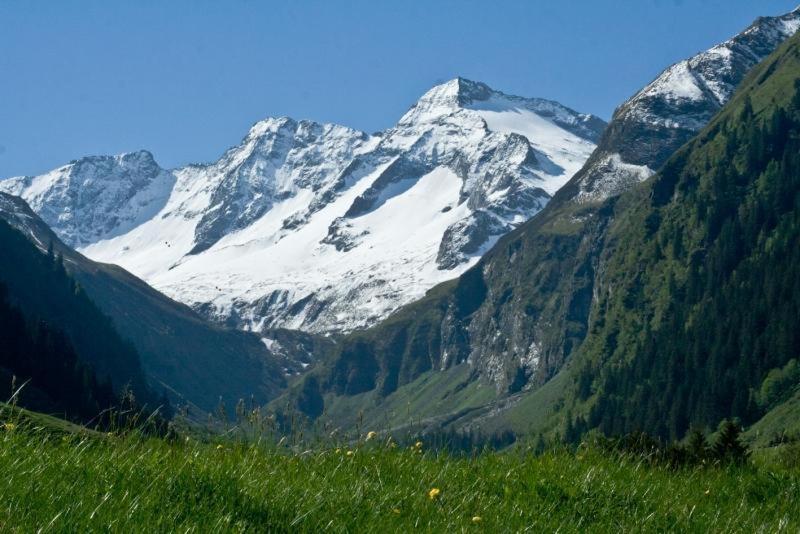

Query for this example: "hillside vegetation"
[0,218,157,420]
[573,33,800,441]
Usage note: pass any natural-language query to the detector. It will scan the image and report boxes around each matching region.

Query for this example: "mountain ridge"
[1,78,604,334]
[568,5,800,203]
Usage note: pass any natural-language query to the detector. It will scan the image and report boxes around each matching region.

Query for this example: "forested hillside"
[0,282,119,422]
[0,219,158,421]
[575,34,800,441]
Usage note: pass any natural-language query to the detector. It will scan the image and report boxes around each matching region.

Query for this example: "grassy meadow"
[1,406,799,533]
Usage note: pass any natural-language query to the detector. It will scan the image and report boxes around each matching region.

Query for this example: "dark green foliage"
[577,36,800,441]
[0,219,168,423]
[411,428,516,455]
[453,266,488,319]
[687,426,710,462]
[712,420,750,465]
[330,339,380,395]
[776,439,800,470]
[0,220,153,404]
[0,283,117,422]
[590,426,749,468]
[754,359,800,410]
[296,375,324,419]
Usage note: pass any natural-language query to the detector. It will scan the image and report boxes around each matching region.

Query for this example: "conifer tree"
[711,419,749,464]
[687,426,709,462]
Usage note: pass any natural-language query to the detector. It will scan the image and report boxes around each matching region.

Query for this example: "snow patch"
[576,153,654,203]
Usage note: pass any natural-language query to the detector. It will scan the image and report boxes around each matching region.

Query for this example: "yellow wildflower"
[216,444,224,450]
[366,431,377,441]
[414,441,423,449]
[3,422,16,432]
[428,488,441,500]
[392,508,401,515]
[472,516,482,523]
[346,450,354,456]
[335,448,342,454]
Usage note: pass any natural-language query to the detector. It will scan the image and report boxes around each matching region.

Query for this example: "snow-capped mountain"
[572,7,800,202]
[0,151,175,248]
[1,78,604,334]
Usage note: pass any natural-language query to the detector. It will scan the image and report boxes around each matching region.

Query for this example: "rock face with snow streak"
[0,151,175,248]
[571,7,800,203]
[188,118,375,255]
[1,79,604,334]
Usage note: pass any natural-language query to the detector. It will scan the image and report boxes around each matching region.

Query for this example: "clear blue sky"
[0,0,798,177]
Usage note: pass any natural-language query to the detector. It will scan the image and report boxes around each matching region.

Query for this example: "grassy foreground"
[1,422,799,533]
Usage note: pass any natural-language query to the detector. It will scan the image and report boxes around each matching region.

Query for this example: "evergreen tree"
[711,419,749,464]
[687,426,710,462]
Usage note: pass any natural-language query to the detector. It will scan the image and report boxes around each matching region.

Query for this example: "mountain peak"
[246,117,298,139]
[452,77,494,104]
[0,148,173,248]
[399,77,494,124]
[65,149,157,169]
[6,74,603,335]
[397,77,605,139]
[565,5,800,204]
[243,116,369,146]
[429,77,493,103]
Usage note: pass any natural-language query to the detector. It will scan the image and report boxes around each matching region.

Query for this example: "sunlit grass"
[0,416,798,532]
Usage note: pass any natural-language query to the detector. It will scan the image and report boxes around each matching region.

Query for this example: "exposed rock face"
[2,79,603,334]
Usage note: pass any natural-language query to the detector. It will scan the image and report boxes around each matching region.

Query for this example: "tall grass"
[1,406,799,533]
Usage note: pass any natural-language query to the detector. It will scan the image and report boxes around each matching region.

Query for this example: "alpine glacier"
[1,78,604,334]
